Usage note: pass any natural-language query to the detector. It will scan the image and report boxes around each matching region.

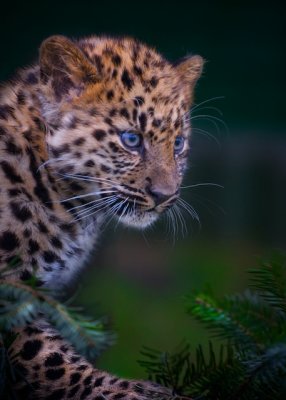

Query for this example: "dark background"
[2,0,286,377]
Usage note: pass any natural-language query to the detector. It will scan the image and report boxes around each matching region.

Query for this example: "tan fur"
[0,35,203,399]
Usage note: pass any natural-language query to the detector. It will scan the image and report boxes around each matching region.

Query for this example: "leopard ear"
[39,35,98,100]
[175,55,204,88]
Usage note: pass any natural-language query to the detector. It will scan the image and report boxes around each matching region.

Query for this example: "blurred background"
[2,0,286,378]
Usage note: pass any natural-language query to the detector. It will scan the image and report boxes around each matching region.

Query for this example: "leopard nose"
[146,184,177,206]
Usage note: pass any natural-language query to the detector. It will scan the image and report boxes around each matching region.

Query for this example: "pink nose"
[146,184,178,206]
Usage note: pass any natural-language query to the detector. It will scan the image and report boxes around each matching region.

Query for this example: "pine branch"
[185,290,286,351]
[140,253,286,399]
[0,273,115,399]
[139,342,238,399]
[249,252,286,313]
[0,280,115,360]
[241,344,286,396]
[42,302,115,359]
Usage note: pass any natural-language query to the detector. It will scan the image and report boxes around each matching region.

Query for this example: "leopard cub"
[0,34,203,399]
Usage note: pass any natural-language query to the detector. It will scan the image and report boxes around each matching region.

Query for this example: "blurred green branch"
[0,266,114,399]
[140,252,286,399]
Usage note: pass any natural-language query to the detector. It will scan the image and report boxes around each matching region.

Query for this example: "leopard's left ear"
[175,55,204,88]
[39,35,99,101]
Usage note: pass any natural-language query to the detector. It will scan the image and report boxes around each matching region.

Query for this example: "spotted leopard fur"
[0,35,203,399]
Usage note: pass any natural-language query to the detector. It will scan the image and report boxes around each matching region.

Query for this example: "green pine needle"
[140,253,286,399]
[249,252,286,313]
[0,280,115,359]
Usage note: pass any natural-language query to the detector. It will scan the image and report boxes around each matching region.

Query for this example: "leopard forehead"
[77,36,190,108]
[44,36,199,153]
[40,35,202,120]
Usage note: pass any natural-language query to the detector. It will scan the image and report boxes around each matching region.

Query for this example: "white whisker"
[189,114,229,133]
[37,157,67,172]
[102,200,125,230]
[72,197,118,222]
[66,194,116,211]
[58,190,116,203]
[174,204,188,237]
[190,96,225,112]
[192,127,221,147]
[114,198,129,230]
[168,207,176,243]
[178,198,201,228]
[170,208,177,244]
[58,173,119,186]
[70,195,117,216]
[181,183,224,189]
[191,105,223,117]
[74,196,117,219]
[191,193,226,216]
[166,209,172,238]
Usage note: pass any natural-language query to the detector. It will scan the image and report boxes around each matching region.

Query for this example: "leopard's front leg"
[8,322,191,400]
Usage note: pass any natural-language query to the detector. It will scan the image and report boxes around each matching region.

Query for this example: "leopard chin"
[118,210,159,229]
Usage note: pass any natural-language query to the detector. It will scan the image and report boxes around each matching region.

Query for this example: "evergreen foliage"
[140,253,286,399]
[2,254,286,399]
[0,266,114,399]
[0,280,114,359]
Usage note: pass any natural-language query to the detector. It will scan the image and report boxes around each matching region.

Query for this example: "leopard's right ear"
[39,35,99,101]
[175,55,204,89]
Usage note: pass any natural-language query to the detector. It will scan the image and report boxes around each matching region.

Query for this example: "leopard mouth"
[116,208,159,229]
[110,194,177,229]
[112,196,175,215]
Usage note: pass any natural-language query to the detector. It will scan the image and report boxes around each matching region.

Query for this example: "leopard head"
[39,35,203,228]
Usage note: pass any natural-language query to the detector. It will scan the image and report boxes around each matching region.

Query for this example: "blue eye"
[120,132,142,149]
[174,136,185,153]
